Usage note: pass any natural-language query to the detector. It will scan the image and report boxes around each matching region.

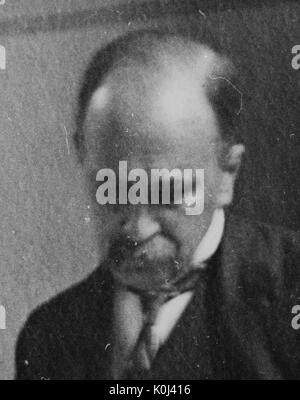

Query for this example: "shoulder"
[224,211,300,259]
[22,266,112,334]
[15,266,114,379]
[221,211,300,296]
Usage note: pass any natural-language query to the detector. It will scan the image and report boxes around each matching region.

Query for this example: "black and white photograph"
[0,0,300,382]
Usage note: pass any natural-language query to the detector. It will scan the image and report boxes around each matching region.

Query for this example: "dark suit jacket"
[15,213,300,380]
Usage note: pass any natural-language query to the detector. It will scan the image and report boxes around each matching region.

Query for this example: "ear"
[216,144,245,207]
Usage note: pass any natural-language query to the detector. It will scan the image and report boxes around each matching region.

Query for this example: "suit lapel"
[218,213,283,379]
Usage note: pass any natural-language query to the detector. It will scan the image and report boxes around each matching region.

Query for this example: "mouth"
[107,233,184,291]
[108,231,177,263]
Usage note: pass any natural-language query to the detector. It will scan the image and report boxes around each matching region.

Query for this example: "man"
[16,29,300,380]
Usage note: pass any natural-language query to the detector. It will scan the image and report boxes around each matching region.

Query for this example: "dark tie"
[126,268,203,379]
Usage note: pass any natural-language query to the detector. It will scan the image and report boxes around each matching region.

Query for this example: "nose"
[121,208,161,242]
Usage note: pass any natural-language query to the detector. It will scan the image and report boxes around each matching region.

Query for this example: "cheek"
[180,222,200,255]
[162,210,214,258]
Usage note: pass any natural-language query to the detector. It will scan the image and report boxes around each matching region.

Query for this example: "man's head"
[74,29,244,292]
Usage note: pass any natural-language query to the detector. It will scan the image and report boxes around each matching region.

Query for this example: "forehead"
[87,45,221,170]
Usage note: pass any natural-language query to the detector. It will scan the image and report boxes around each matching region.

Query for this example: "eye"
[169,178,184,204]
[149,177,184,207]
[111,204,121,214]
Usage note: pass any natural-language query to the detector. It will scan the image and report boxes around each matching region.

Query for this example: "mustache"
[108,230,180,263]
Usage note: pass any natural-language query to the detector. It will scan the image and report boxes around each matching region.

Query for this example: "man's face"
[84,51,240,292]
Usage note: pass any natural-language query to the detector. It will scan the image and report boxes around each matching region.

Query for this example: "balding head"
[75,30,244,292]
[75,30,242,163]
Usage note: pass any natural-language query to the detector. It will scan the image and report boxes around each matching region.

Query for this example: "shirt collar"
[191,207,225,267]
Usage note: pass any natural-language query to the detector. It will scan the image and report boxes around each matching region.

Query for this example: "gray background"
[0,0,299,379]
